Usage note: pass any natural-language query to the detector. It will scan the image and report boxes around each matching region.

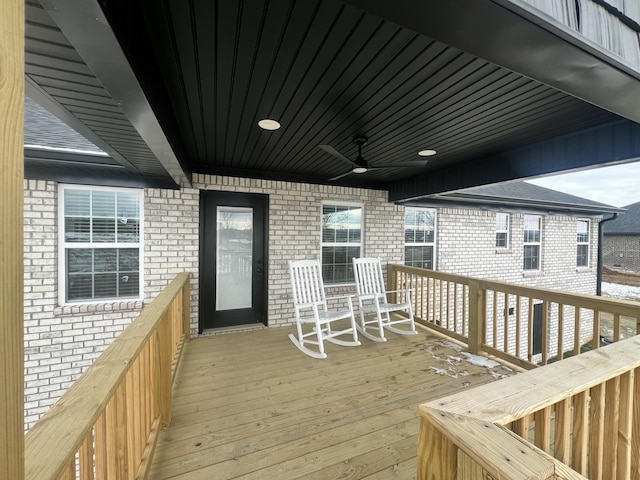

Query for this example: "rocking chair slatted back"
[290,259,325,307]
[353,258,386,297]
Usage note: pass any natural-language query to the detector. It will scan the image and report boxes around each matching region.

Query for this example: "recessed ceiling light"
[258,119,281,130]
[418,149,437,157]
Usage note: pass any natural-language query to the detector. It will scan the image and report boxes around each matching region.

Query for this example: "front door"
[199,191,268,332]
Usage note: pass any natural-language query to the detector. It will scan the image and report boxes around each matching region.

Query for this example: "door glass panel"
[216,206,253,311]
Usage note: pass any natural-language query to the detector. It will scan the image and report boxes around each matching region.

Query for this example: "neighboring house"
[603,201,640,272]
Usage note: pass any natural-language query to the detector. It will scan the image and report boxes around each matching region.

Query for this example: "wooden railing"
[24,273,191,480]
[388,264,640,369]
[417,335,640,479]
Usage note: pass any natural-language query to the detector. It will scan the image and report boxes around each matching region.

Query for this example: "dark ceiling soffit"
[341,0,640,123]
[25,78,136,170]
[24,148,120,167]
[193,164,390,191]
[389,118,640,202]
[403,195,624,216]
[39,0,191,188]
[24,163,180,190]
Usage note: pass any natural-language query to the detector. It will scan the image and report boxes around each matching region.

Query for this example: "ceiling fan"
[318,136,429,181]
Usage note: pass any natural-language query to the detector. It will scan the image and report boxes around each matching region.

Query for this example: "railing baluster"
[574,307,582,356]
[589,383,606,479]
[618,370,634,480]
[534,406,551,453]
[557,304,565,361]
[603,377,621,480]
[613,313,621,342]
[572,390,589,474]
[541,300,549,365]
[593,310,601,349]
[554,398,571,464]
[515,295,522,359]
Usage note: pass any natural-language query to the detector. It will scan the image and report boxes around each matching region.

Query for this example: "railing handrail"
[422,335,640,425]
[24,272,190,480]
[389,263,640,317]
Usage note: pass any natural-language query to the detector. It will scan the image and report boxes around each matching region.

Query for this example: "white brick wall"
[22,176,602,428]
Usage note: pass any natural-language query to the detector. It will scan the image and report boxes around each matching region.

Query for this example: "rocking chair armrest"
[386,288,415,294]
[325,294,355,301]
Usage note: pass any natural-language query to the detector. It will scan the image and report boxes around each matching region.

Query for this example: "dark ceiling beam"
[38,0,191,187]
[341,0,640,124]
[389,119,640,201]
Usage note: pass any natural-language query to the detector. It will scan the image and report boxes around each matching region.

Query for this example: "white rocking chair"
[352,257,418,342]
[288,259,360,359]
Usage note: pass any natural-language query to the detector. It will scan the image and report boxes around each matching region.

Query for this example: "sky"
[527,161,640,208]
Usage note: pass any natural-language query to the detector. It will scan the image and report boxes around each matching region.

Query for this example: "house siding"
[22,175,601,428]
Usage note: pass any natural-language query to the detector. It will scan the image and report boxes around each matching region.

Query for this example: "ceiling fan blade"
[328,170,353,181]
[318,145,358,168]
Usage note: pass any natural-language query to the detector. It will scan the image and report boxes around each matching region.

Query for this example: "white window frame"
[495,212,509,249]
[58,184,144,305]
[523,214,542,271]
[576,218,590,268]
[320,201,363,285]
[404,207,437,269]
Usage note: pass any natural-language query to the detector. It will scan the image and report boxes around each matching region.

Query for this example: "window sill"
[54,300,144,317]
[495,248,511,254]
[522,270,543,278]
[576,267,592,273]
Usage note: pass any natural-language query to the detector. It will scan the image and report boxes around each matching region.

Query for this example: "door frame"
[199,191,269,333]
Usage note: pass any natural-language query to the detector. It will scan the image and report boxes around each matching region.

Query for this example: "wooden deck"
[149,324,516,479]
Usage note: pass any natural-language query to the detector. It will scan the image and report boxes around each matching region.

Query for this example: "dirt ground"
[603,267,640,287]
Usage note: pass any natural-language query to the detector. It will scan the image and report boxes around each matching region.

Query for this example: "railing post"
[182,275,191,341]
[156,311,172,429]
[0,1,25,479]
[417,415,457,480]
[468,279,486,355]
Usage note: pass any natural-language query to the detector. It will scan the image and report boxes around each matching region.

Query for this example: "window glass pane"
[577,220,589,242]
[64,189,90,216]
[92,218,116,243]
[496,213,508,231]
[117,192,140,219]
[524,216,541,243]
[577,245,589,267]
[67,249,92,273]
[524,245,540,270]
[67,274,93,301]
[496,232,508,248]
[404,246,434,269]
[65,217,91,242]
[92,191,116,217]
[119,272,139,296]
[94,249,117,272]
[118,248,139,271]
[94,273,118,298]
[117,218,139,243]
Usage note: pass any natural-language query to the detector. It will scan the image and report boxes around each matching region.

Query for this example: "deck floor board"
[150,324,514,479]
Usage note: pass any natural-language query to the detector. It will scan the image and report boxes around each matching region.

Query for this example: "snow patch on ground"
[460,352,501,368]
[601,282,640,301]
[425,339,511,381]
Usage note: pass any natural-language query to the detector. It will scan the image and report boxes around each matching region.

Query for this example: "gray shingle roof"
[603,201,640,234]
[24,97,104,154]
[460,181,617,210]
[408,180,621,215]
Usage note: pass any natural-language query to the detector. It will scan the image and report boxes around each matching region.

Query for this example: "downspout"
[597,213,618,296]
